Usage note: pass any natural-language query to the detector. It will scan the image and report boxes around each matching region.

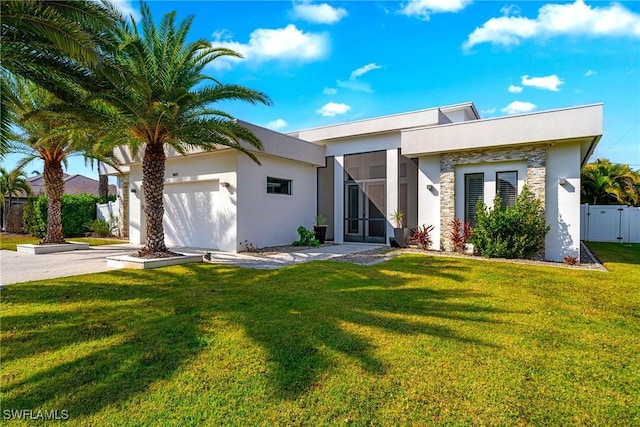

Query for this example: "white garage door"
[162,181,232,249]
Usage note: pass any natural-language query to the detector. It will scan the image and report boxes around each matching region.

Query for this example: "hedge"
[23,193,102,238]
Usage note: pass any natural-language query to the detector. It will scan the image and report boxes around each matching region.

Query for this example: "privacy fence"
[580,204,640,243]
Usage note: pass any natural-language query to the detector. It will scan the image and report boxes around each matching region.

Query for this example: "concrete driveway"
[0,243,383,285]
[0,244,139,285]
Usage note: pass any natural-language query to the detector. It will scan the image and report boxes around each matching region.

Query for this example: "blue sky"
[4,0,639,178]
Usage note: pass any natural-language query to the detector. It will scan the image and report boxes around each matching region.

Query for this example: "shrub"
[23,196,47,238]
[470,186,550,259]
[23,193,102,238]
[450,218,473,253]
[563,256,579,266]
[85,218,112,237]
[292,226,320,247]
[410,224,434,250]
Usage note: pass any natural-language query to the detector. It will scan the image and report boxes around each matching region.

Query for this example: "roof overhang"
[401,104,603,166]
[110,120,326,172]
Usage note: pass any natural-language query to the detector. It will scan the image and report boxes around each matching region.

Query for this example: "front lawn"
[1,243,638,425]
[0,233,127,251]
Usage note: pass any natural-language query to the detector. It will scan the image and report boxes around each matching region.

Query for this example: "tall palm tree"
[99,4,271,255]
[0,165,32,231]
[0,0,121,158]
[581,159,640,206]
[9,80,115,243]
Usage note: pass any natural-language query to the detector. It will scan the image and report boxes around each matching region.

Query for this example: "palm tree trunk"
[98,161,109,203]
[141,143,167,253]
[41,159,66,244]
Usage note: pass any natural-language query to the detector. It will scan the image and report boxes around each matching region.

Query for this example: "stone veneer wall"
[439,144,547,251]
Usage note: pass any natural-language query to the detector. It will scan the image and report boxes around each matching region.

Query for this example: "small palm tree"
[0,0,121,159]
[581,159,639,206]
[100,4,271,255]
[9,80,115,243]
[0,165,32,231]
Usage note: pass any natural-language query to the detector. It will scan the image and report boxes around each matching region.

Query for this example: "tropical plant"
[581,159,640,206]
[292,226,320,247]
[0,165,32,230]
[97,3,271,255]
[8,81,115,243]
[0,0,122,158]
[410,224,434,250]
[470,186,549,259]
[390,209,405,229]
[314,214,327,226]
[450,218,473,253]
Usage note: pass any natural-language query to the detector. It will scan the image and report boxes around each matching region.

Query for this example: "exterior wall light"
[427,184,434,191]
[558,178,567,186]
[130,188,137,193]
[220,182,230,188]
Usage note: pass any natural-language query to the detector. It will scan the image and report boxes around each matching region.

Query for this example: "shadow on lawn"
[1,255,506,416]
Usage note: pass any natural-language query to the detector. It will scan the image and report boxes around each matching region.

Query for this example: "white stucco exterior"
[112,102,603,260]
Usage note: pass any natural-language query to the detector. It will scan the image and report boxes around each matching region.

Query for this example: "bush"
[410,224,434,250]
[23,193,102,238]
[470,186,550,259]
[292,226,320,247]
[85,218,112,237]
[23,196,47,238]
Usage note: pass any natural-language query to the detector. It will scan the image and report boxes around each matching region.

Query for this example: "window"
[496,171,517,208]
[465,173,484,225]
[266,177,292,195]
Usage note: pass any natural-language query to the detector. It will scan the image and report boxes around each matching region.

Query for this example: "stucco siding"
[236,154,317,251]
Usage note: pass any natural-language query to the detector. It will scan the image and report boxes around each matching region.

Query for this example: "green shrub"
[292,226,320,247]
[85,218,112,237]
[22,193,102,238]
[470,186,550,259]
[23,196,47,238]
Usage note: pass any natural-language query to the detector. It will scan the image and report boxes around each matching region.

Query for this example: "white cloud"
[508,85,523,93]
[323,87,338,95]
[464,0,640,49]
[501,101,537,115]
[109,0,140,21]
[335,63,383,93]
[291,1,347,24]
[585,69,597,76]
[210,24,330,69]
[350,63,382,80]
[481,107,497,115]
[317,102,351,117]
[400,0,472,20]
[266,118,288,130]
[521,74,563,91]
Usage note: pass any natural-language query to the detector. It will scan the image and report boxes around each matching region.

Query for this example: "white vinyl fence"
[96,200,121,236]
[581,204,640,243]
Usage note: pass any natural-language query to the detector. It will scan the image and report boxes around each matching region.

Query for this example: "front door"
[345,180,386,243]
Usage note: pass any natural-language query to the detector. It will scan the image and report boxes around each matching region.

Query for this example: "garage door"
[162,181,232,249]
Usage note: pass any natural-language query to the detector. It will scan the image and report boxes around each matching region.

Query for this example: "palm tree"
[9,80,115,243]
[581,159,640,206]
[0,165,32,231]
[0,0,121,158]
[99,4,271,255]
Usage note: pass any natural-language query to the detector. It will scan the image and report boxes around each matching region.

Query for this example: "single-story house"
[111,102,603,262]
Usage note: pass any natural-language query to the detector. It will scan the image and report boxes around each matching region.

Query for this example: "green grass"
[0,234,126,251]
[1,243,638,425]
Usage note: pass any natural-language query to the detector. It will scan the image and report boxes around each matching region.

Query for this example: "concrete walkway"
[0,243,382,285]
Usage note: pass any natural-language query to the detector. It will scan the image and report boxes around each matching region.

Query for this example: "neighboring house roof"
[22,174,117,197]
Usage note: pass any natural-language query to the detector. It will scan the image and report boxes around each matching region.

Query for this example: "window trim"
[266,176,292,195]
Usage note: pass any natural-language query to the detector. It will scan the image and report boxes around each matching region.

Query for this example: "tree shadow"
[1,254,510,417]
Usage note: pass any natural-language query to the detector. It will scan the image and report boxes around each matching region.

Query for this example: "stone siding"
[439,144,547,251]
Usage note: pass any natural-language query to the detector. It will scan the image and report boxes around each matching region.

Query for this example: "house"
[111,102,603,262]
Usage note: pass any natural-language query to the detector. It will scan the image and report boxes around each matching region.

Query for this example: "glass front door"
[345,180,386,243]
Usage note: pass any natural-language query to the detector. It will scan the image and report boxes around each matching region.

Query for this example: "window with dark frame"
[496,171,517,208]
[465,173,484,225]
[266,177,292,195]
